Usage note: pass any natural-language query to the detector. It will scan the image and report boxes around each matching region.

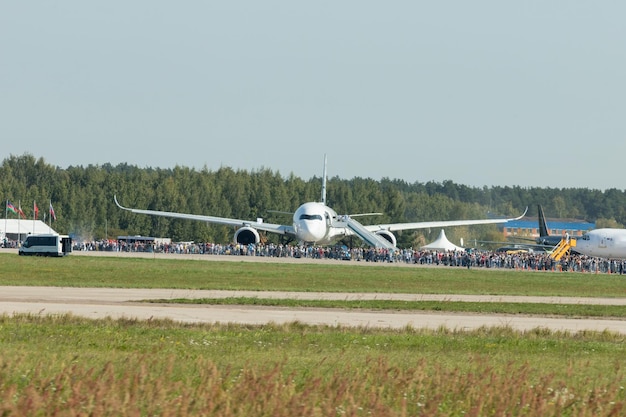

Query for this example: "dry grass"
[2,355,625,416]
[2,315,626,416]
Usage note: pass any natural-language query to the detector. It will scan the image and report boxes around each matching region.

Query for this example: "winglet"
[114,195,127,210]
[513,206,528,220]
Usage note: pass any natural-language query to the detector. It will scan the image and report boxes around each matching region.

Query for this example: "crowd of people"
[5,234,624,274]
[71,239,626,275]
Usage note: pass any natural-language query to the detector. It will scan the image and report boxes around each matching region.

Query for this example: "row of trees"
[1,154,624,247]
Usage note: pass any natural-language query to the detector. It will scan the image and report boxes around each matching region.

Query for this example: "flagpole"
[3,200,7,245]
[18,200,21,243]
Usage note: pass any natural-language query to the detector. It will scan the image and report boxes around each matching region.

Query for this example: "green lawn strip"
[147,297,626,318]
[3,253,626,297]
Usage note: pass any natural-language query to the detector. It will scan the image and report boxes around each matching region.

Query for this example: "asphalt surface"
[2,286,626,333]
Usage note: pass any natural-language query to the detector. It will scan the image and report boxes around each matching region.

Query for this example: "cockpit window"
[299,214,323,221]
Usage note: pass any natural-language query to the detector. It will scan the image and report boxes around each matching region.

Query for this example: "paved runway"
[2,286,626,334]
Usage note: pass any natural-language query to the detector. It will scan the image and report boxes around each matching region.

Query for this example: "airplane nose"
[300,227,318,242]
[297,221,325,242]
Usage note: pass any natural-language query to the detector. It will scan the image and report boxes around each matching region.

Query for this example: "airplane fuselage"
[536,235,563,246]
[292,202,342,245]
[575,228,626,259]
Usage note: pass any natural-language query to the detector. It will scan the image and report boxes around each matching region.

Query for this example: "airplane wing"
[114,196,294,236]
[363,207,528,233]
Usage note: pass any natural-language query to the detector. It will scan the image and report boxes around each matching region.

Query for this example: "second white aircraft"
[572,229,626,259]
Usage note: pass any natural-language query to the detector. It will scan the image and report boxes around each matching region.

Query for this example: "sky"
[2,1,625,190]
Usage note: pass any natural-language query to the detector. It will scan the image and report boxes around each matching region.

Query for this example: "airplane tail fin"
[538,204,549,237]
[321,154,327,205]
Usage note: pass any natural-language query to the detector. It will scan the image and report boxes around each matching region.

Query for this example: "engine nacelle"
[375,230,397,247]
[234,227,260,245]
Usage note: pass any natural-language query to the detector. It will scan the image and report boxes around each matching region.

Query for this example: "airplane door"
[599,234,608,248]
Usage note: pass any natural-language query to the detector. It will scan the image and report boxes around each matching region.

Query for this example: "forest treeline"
[1,154,624,247]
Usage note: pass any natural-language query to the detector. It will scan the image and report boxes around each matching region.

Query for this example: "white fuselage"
[575,228,626,259]
[292,202,343,245]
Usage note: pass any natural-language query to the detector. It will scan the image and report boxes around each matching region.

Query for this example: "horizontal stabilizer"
[345,217,396,250]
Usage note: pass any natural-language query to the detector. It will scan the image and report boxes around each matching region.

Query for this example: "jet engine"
[375,230,397,247]
[234,227,260,245]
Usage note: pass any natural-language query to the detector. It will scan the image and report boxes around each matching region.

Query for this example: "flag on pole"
[17,202,27,219]
[34,201,39,220]
[7,201,17,215]
[49,202,57,221]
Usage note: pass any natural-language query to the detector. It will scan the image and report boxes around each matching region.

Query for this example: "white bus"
[18,234,72,257]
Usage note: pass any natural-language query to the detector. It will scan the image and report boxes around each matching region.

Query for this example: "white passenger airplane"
[572,229,626,259]
[114,156,527,250]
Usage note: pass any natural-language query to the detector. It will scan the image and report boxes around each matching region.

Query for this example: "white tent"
[1,220,57,241]
[420,229,464,252]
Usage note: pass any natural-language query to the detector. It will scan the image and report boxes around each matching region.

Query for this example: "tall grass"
[5,355,625,416]
[2,315,626,416]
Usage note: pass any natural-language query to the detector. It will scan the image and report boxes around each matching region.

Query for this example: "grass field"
[2,252,626,415]
[4,252,626,297]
